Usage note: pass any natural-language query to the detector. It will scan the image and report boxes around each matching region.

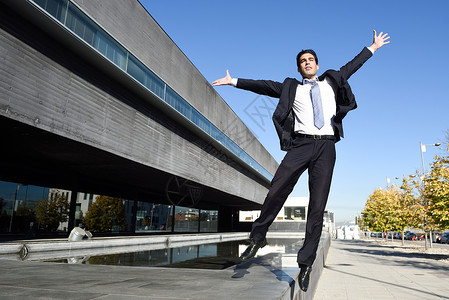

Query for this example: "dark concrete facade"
[0,0,278,218]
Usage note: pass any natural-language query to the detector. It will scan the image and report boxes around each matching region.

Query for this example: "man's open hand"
[370,30,390,52]
[212,70,233,86]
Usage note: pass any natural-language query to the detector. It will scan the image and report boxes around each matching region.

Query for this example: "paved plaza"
[315,239,449,300]
[0,236,448,299]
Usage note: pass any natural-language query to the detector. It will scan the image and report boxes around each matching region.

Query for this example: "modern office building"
[240,197,310,234]
[0,0,278,238]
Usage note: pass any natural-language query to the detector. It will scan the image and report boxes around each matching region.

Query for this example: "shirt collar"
[302,76,319,84]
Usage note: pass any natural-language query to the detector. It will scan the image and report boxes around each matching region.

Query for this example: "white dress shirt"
[293,77,336,135]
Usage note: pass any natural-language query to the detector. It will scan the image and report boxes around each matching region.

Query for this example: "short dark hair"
[296,49,318,68]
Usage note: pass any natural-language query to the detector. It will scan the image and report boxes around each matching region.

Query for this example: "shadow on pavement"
[323,264,448,300]
[339,240,449,272]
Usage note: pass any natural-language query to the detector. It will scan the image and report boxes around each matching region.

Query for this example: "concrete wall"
[0,0,278,206]
[72,0,278,175]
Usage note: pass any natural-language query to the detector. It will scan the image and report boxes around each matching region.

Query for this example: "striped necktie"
[304,79,324,129]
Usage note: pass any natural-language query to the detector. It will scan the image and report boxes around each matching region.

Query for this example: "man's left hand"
[370,30,390,52]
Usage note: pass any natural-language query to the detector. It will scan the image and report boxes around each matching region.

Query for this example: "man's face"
[298,53,319,79]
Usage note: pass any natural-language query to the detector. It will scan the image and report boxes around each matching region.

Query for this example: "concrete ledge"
[0,232,330,299]
[0,232,250,258]
[280,232,331,300]
[266,231,305,239]
[0,244,23,255]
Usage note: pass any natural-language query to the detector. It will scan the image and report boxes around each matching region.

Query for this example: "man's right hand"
[212,70,233,86]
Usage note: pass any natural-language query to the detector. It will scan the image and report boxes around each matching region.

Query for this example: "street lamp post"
[386,176,399,188]
[419,141,441,250]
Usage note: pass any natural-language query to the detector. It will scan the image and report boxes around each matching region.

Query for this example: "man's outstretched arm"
[369,29,390,53]
[338,29,391,80]
[212,70,283,98]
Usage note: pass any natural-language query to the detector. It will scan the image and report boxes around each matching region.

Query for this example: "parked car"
[440,232,449,244]
[387,232,401,239]
[434,232,442,243]
[370,232,384,238]
[414,233,424,241]
[393,232,402,239]
[404,232,423,240]
[404,232,415,240]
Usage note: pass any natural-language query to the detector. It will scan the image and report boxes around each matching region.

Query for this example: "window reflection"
[284,206,306,221]
[136,202,172,232]
[200,210,218,232]
[174,206,199,232]
[0,182,49,235]
[33,0,68,23]
[0,180,219,238]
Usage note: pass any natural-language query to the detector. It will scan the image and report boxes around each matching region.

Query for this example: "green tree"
[84,196,126,232]
[424,155,449,229]
[396,177,426,243]
[36,193,69,231]
[15,203,36,232]
[361,187,401,238]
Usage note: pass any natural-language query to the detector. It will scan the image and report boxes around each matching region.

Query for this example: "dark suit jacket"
[236,47,373,151]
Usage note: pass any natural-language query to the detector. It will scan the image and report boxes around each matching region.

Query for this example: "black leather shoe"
[298,264,312,292]
[239,238,267,261]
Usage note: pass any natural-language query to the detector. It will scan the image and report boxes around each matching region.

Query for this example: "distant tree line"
[360,138,449,242]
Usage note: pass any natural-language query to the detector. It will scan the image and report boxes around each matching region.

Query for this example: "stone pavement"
[314,239,449,300]
[0,233,328,300]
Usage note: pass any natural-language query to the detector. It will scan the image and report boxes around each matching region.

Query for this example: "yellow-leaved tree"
[361,187,401,238]
[84,196,126,232]
[35,193,69,231]
[424,155,449,230]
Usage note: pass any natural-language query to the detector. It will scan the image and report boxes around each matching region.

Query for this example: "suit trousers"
[249,135,336,266]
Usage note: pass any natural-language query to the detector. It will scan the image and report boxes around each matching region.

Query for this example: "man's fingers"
[212,78,222,86]
[212,70,232,86]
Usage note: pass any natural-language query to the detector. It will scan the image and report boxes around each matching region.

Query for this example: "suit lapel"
[288,78,299,109]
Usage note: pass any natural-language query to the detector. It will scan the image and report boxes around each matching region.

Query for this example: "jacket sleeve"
[236,78,283,98]
[339,47,373,81]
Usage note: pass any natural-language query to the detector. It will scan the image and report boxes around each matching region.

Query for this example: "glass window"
[191,110,210,135]
[284,206,306,221]
[66,4,93,44]
[143,68,165,99]
[82,22,96,47]
[199,210,218,232]
[83,195,127,233]
[95,32,127,70]
[135,202,172,232]
[0,182,51,234]
[211,128,226,145]
[174,206,199,232]
[34,0,68,23]
[88,195,93,208]
[127,56,145,86]
[165,87,191,119]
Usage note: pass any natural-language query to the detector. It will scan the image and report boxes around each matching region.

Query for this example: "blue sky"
[140,0,449,222]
